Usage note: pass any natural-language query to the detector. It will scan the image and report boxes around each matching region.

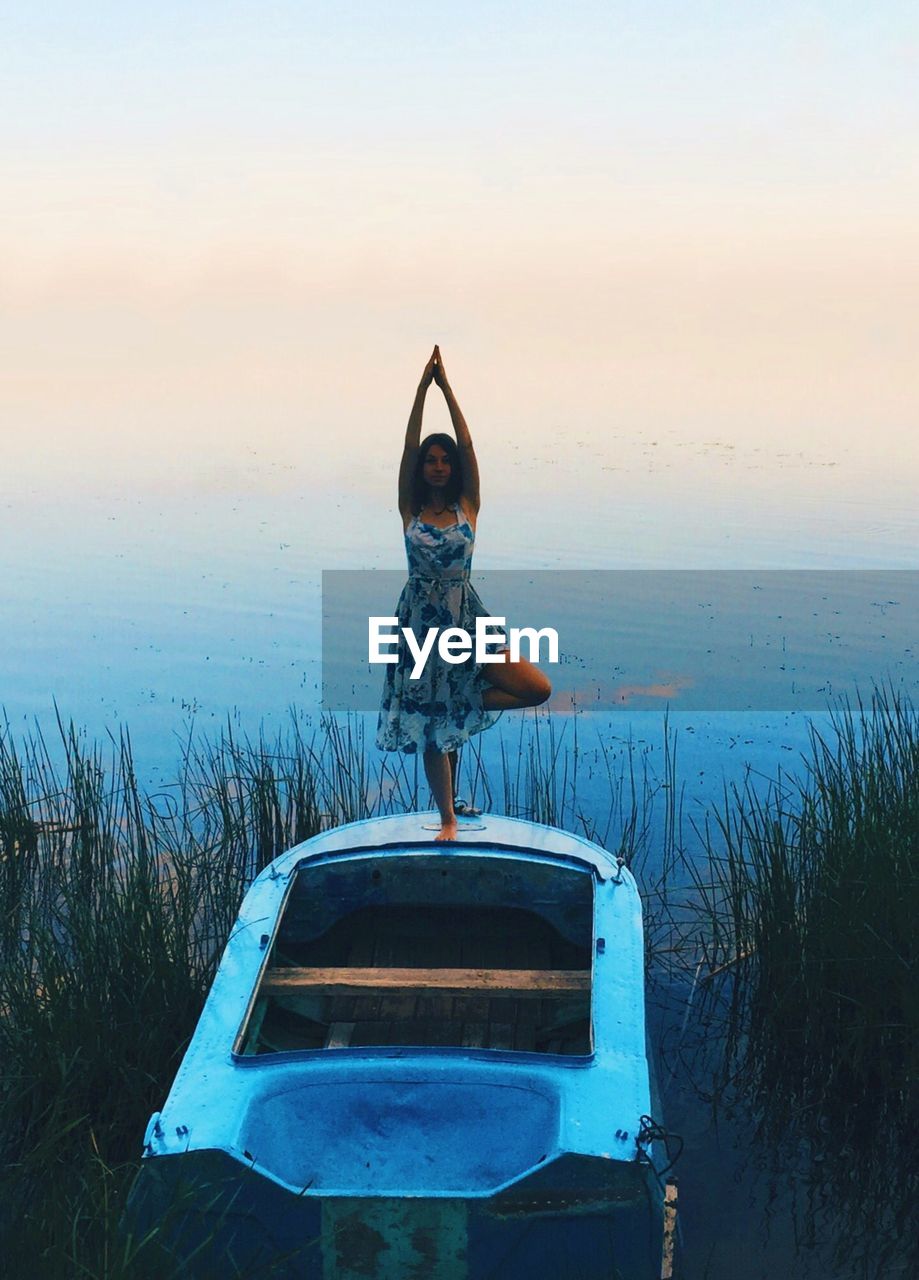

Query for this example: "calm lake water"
[2,422,916,769]
[1,422,916,1277]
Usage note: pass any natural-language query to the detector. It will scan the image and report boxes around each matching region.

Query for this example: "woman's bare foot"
[424,748,459,842]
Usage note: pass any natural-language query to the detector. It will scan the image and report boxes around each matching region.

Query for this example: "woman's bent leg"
[423,747,458,842]
[481,652,551,711]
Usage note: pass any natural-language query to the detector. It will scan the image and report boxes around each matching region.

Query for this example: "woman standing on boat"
[376,346,551,841]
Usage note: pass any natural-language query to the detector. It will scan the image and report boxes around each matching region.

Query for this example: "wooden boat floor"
[247,905,592,1057]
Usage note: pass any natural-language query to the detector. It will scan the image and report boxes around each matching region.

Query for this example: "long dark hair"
[411,433,462,513]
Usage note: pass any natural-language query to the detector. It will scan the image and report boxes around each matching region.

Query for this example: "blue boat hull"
[128,1148,663,1279]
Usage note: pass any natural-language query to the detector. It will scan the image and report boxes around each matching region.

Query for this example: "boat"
[126,812,675,1278]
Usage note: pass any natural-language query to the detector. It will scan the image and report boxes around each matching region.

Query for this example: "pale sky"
[3,2,918,500]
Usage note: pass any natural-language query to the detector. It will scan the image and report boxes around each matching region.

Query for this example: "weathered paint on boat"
[126,813,666,1278]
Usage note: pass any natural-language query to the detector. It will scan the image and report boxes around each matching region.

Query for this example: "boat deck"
[241,905,592,1056]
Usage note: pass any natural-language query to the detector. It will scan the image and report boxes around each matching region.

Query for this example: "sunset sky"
[4,2,918,506]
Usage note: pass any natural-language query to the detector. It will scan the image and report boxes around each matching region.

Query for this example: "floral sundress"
[376,502,501,754]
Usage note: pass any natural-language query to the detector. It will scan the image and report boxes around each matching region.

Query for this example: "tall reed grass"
[688,687,917,1275]
[0,712,326,1276]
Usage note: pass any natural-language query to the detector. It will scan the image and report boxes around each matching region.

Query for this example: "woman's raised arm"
[433,347,480,513]
[398,349,437,522]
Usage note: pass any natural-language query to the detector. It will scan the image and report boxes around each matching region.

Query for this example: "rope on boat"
[636,1114,684,1182]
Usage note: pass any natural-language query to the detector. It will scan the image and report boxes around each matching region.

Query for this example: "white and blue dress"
[376,502,501,754]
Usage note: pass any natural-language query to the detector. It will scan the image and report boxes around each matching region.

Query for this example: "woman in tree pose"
[376,346,551,840]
